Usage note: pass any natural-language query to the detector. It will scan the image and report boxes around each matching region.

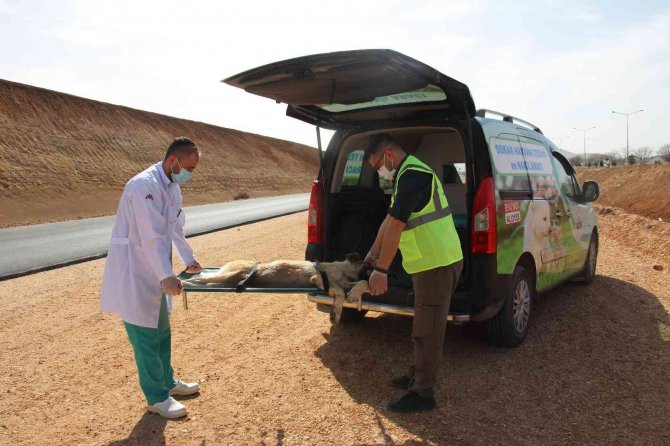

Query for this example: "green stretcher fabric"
[124,295,177,405]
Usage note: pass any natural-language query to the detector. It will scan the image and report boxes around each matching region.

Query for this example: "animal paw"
[345,281,369,304]
[330,300,343,324]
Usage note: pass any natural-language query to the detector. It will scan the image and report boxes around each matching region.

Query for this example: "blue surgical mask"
[170,159,193,184]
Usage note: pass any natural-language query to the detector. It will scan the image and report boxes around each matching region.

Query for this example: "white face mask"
[377,153,396,181]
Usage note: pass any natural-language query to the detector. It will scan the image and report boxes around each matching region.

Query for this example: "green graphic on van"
[342,151,364,186]
[490,136,590,291]
[318,84,446,113]
[342,149,393,192]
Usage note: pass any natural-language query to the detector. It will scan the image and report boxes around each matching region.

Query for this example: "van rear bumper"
[467,254,510,321]
[307,293,471,323]
[304,249,510,322]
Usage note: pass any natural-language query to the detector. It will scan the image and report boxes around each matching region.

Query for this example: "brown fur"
[182,254,370,322]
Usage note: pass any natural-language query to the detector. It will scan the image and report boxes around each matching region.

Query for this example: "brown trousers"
[408,259,464,398]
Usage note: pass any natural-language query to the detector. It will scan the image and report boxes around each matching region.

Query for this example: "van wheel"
[335,308,368,323]
[486,266,533,347]
[576,234,598,285]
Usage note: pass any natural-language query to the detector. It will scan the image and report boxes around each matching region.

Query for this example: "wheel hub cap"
[513,280,530,333]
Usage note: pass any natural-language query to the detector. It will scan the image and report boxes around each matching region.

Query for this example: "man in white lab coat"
[101,137,203,419]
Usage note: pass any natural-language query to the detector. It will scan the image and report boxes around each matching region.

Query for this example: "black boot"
[390,375,413,390]
[387,391,436,413]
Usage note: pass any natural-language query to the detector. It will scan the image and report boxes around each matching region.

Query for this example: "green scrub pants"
[124,296,178,405]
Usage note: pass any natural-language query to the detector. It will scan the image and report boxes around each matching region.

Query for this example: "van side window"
[552,153,578,198]
[489,135,531,193]
[518,138,557,200]
[342,150,364,186]
[443,163,466,184]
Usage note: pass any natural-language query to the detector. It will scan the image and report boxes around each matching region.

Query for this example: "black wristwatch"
[374,266,389,274]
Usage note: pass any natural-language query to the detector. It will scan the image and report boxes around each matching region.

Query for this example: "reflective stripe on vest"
[391,155,463,274]
[404,185,452,231]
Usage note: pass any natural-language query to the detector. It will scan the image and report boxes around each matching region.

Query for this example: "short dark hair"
[164,137,200,160]
[364,133,396,161]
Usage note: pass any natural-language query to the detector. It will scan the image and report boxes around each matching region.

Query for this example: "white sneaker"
[148,397,187,419]
[169,380,200,396]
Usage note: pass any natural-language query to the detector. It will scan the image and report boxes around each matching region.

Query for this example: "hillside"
[577,164,670,221]
[0,80,318,227]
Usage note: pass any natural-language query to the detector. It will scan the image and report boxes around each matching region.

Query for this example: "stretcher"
[177,267,328,310]
[177,268,470,322]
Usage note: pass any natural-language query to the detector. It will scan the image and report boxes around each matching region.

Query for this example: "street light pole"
[573,126,596,166]
[612,109,644,163]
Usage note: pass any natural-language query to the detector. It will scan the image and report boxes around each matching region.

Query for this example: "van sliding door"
[518,136,573,289]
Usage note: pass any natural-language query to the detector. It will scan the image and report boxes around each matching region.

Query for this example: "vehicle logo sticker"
[504,200,521,225]
[490,138,553,175]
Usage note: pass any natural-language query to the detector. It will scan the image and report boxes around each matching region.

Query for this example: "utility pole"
[573,126,596,166]
[612,109,644,163]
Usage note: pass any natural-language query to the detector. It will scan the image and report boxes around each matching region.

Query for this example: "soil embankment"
[0,80,318,227]
[577,165,670,221]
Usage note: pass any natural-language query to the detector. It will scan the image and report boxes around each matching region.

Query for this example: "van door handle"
[555,211,563,218]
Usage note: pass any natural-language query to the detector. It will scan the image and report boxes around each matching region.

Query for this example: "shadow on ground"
[315,276,670,445]
[106,412,169,446]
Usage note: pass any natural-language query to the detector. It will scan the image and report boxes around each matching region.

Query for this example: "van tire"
[575,233,598,285]
[486,265,533,347]
[335,308,368,323]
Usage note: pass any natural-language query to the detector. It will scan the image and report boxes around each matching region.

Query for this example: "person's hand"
[161,276,183,295]
[185,261,202,274]
[368,270,388,296]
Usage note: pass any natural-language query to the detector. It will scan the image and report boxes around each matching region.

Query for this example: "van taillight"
[471,177,496,254]
[307,180,324,244]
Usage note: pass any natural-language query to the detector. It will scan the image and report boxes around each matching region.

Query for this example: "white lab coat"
[100,162,197,328]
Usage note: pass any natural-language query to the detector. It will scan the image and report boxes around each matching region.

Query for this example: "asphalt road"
[0,193,309,280]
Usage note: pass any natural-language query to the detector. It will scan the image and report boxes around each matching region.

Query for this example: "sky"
[1,0,669,156]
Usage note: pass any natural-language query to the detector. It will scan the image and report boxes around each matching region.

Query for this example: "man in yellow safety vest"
[363,133,464,413]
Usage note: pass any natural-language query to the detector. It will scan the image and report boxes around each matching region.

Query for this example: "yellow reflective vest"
[390,155,463,274]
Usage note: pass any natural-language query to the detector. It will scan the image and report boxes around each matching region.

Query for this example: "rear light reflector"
[474,207,490,231]
[307,180,324,244]
[471,177,497,254]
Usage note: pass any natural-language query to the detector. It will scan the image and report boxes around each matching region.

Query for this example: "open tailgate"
[223,49,475,129]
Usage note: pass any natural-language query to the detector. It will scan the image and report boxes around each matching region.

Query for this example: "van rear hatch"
[223,49,475,129]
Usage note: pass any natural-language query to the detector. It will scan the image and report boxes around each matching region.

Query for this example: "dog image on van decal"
[523,200,553,270]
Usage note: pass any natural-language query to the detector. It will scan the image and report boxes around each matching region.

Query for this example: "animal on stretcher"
[181,253,370,323]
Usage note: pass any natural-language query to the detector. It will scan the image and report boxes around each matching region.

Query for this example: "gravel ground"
[0,211,668,446]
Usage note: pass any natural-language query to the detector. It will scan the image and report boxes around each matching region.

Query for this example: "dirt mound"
[0,79,318,227]
[577,165,670,221]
